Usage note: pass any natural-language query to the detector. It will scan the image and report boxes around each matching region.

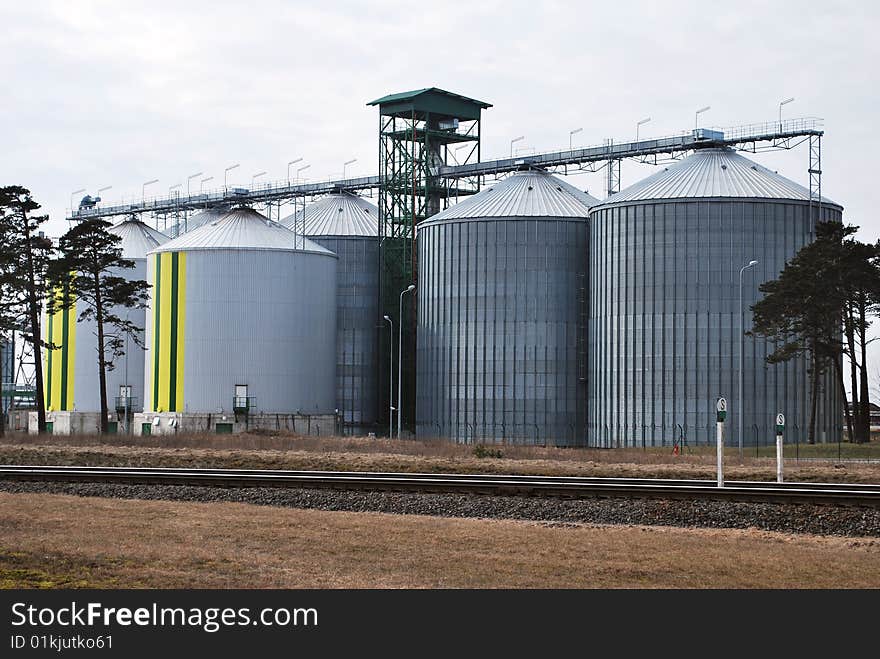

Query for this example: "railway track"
[2,465,879,507]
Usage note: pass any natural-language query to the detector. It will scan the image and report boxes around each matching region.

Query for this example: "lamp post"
[779,97,795,130]
[384,315,393,438]
[168,183,182,198]
[453,143,470,164]
[343,159,357,179]
[187,172,203,197]
[636,117,651,142]
[739,259,759,459]
[398,284,416,440]
[287,158,303,184]
[224,163,240,191]
[123,308,131,434]
[569,127,583,150]
[200,176,213,194]
[96,186,112,207]
[142,179,159,203]
[251,171,267,189]
[70,188,86,214]
[510,136,524,157]
[695,105,711,129]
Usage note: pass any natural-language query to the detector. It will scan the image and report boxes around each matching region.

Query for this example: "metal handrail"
[67,116,824,220]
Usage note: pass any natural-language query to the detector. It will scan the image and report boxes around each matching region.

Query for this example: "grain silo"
[41,217,167,434]
[416,169,598,445]
[138,207,338,435]
[588,147,843,448]
[281,191,380,431]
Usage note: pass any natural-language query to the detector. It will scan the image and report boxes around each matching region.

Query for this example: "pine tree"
[0,186,56,434]
[48,219,149,433]
[752,220,880,444]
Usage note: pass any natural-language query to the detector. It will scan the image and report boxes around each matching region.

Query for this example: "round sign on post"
[715,398,727,488]
[775,412,785,484]
[776,413,785,435]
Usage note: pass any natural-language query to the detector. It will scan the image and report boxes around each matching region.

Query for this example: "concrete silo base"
[28,411,108,435]
[130,412,339,437]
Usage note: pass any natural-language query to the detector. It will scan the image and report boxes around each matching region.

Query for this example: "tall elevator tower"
[367,88,491,435]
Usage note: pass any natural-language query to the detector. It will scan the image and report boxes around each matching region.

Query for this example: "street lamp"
[168,183,182,198]
[142,179,159,202]
[200,176,213,194]
[510,135,524,157]
[251,171,267,189]
[123,309,131,434]
[384,315,393,438]
[224,163,240,190]
[187,172,203,197]
[453,143,470,164]
[739,259,759,459]
[779,97,795,129]
[398,284,416,440]
[569,127,583,150]
[343,159,357,179]
[70,188,86,214]
[96,186,112,205]
[287,158,303,183]
[695,105,711,129]
[636,117,651,142]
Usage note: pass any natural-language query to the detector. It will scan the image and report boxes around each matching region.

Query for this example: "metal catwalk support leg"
[606,158,621,197]
[808,133,822,229]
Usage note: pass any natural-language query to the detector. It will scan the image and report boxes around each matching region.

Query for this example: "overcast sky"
[3,0,878,242]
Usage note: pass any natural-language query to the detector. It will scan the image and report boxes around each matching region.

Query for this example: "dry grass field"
[1,432,879,483]
[1,491,878,589]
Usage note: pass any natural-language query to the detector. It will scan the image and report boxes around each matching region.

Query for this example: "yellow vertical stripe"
[157,252,172,411]
[66,300,76,410]
[50,301,63,411]
[175,252,186,411]
[44,310,52,411]
[150,254,159,412]
[45,292,77,411]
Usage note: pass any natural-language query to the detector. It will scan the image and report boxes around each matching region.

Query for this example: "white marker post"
[775,413,785,483]
[716,398,727,488]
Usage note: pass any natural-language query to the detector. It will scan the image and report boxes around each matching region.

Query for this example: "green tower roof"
[367,87,491,120]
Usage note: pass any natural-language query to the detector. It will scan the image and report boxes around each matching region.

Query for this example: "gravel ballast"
[1,480,878,537]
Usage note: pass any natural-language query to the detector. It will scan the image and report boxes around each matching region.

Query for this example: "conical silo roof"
[422,170,598,225]
[150,207,335,256]
[281,192,379,237]
[186,207,229,231]
[596,147,840,207]
[109,218,168,259]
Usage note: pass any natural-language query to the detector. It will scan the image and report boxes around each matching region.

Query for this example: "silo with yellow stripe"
[42,218,167,432]
[142,207,337,423]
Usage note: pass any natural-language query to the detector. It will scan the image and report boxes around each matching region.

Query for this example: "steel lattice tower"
[367,88,491,435]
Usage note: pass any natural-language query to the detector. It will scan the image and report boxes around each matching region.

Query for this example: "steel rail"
[1,465,878,507]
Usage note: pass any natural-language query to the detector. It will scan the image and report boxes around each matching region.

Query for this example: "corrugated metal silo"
[416,170,599,445]
[281,192,380,429]
[588,147,843,448]
[45,218,167,415]
[143,207,337,415]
